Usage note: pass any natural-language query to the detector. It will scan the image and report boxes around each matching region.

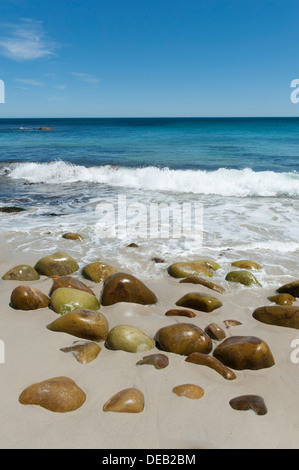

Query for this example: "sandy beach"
[0,235,299,450]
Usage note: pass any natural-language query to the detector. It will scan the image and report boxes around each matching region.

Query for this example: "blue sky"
[0,0,298,117]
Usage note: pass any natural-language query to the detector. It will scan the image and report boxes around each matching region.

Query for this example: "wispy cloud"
[15,78,46,87]
[72,72,101,86]
[0,18,55,60]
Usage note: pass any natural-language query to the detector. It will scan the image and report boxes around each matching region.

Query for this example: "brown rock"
[60,341,101,364]
[186,352,236,380]
[34,251,79,277]
[253,306,299,330]
[10,286,50,310]
[223,319,242,328]
[127,243,139,248]
[172,384,204,399]
[47,309,109,341]
[19,377,86,413]
[103,388,144,413]
[82,261,118,283]
[168,261,218,278]
[49,276,95,296]
[268,294,295,306]
[152,257,165,263]
[231,260,262,270]
[277,280,299,298]
[175,292,222,313]
[229,395,267,415]
[165,309,196,318]
[2,265,40,281]
[155,323,212,356]
[136,353,169,369]
[213,336,275,371]
[179,277,225,294]
[204,323,226,341]
[62,233,83,241]
[101,272,157,306]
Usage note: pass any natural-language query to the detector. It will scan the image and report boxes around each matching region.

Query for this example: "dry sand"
[0,246,299,450]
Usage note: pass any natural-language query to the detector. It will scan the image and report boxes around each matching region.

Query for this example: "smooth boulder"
[105,325,155,353]
[231,260,262,270]
[225,270,261,287]
[10,286,50,310]
[50,287,100,315]
[176,292,222,313]
[155,323,212,356]
[49,276,95,296]
[253,306,299,330]
[172,384,204,400]
[277,280,299,298]
[179,276,225,294]
[2,265,40,281]
[168,260,220,279]
[82,261,118,283]
[34,251,79,277]
[103,388,144,413]
[101,272,157,306]
[47,309,108,341]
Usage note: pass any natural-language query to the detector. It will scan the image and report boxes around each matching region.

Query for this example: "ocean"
[0,117,299,283]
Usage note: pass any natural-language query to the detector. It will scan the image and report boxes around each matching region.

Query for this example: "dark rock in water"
[179,276,225,294]
[176,292,222,313]
[172,384,204,399]
[277,280,299,298]
[0,206,26,213]
[186,352,236,380]
[10,286,50,310]
[268,294,295,306]
[49,276,95,296]
[168,260,220,279]
[253,305,299,329]
[213,336,275,371]
[231,260,262,270]
[62,233,83,241]
[152,257,165,263]
[82,261,118,283]
[229,395,267,415]
[101,272,157,306]
[47,309,108,341]
[225,270,261,286]
[204,323,226,341]
[2,265,40,281]
[19,377,86,413]
[34,251,79,276]
[155,323,212,356]
[165,308,196,318]
[127,243,139,248]
[136,353,169,369]
[60,341,101,364]
[103,388,144,413]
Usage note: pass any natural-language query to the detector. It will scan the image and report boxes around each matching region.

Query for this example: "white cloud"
[0,18,55,60]
[72,72,101,86]
[15,78,45,86]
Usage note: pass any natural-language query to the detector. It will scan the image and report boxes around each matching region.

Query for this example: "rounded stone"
[62,233,83,241]
[103,388,144,413]
[277,280,299,298]
[172,384,204,399]
[268,294,295,306]
[229,395,267,416]
[101,272,157,306]
[213,336,275,371]
[19,377,86,413]
[231,260,262,270]
[176,292,222,312]
[165,309,196,318]
[253,306,299,330]
[136,353,169,369]
[10,286,50,310]
[204,323,226,341]
[225,270,261,286]
[2,265,40,281]
[34,251,79,277]
[155,323,212,356]
[82,261,118,283]
[168,260,220,279]
[47,309,108,341]
[179,277,225,294]
[105,325,155,353]
[50,287,100,315]
[49,276,95,297]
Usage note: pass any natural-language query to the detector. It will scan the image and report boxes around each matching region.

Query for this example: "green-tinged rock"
[179,276,225,293]
[101,272,157,306]
[231,260,262,270]
[50,287,100,315]
[277,280,299,298]
[49,276,95,296]
[34,251,79,277]
[253,305,299,329]
[82,261,118,283]
[176,292,222,313]
[168,260,220,279]
[213,336,275,371]
[0,206,25,213]
[47,309,108,341]
[268,294,295,306]
[2,265,40,281]
[155,323,212,356]
[105,325,155,353]
[225,270,261,286]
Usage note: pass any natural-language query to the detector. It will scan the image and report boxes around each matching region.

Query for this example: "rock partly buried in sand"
[229,395,267,416]
[168,260,220,279]
[19,377,86,413]
[50,287,100,315]
[213,336,275,371]
[82,261,118,283]
[136,353,169,369]
[105,325,155,353]
[172,384,204,400]
[253,306,299,330]
[101,272,157,306]
[165,308,196,318]
[2,265,40,281]
[277,280,299,298]
[62,233,83,241]
[127,243,139,248]
[47,309,108,341]
[268,294,295,306]
[10,286,50,310]
[223,319,242,328]
[155,323,212,356]
[34,251,79,277]
[152,257,165,263]
[186,353,236,381]
[176,292,222,313]
[179,277,225,294]
[49,276,95,296]
[60,341,101,364]
[103,388,144,413]
[0,206,26,213]
[231,260,262,270]
[204,323,226,341]
[225,270,261,287]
